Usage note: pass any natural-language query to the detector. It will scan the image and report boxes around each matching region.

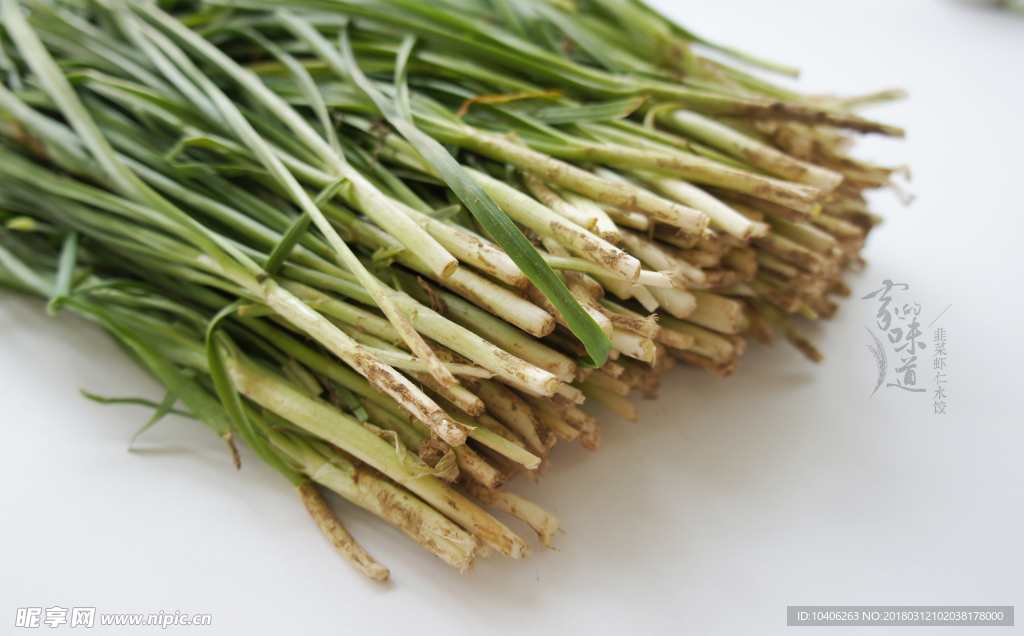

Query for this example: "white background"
[2,0,1022,633]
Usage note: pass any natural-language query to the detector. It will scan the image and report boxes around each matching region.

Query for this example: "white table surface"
[2,0,1022,633]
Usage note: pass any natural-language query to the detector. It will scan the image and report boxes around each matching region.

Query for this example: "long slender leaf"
[46,230,78,314]
[263,212,312,277]
[205,300,304,483]
[80,389,198,419]
[261,175,346,274]
[64,298,239,462]
[532,96,648,124]
[128,389,179,449]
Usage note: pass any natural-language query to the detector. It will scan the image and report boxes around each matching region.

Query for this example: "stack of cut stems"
[0,0,905,578]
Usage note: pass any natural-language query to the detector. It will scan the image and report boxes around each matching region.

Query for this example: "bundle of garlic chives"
[1,0,904,578]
